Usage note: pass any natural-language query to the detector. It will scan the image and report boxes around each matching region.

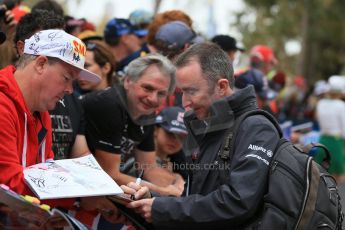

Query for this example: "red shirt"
[0,65,73,208]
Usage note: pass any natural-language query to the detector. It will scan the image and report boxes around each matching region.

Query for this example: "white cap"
[313,80,330,96]
[23,29,100,83]
[328,75,345,93]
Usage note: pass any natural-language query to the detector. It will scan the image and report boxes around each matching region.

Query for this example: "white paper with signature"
[24,154,123,199]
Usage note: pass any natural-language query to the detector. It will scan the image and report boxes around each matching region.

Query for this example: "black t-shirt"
[49,93,85,159]
[81,86,155,160]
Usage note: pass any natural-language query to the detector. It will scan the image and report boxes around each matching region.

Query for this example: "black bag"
[219,109,344,229]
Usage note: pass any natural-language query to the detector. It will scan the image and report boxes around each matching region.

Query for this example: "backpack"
[218,109,344,230]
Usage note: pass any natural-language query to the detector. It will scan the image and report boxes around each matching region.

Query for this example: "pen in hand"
[131,169,144,200]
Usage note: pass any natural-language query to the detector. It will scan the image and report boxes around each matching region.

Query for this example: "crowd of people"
[0,0,345,229]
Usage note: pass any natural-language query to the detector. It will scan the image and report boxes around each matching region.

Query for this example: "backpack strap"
[218,110,282,185]
[219,109,282,162]
[297,160,320,229]
[300,142,331,170]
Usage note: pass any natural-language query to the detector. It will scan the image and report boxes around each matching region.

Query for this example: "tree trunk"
[153,0,162,15]
[298,0,314,87]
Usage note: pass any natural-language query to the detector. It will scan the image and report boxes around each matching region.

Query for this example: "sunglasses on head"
[86,42,97,50]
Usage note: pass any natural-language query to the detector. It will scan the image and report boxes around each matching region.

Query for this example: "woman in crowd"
[77,40,117,94]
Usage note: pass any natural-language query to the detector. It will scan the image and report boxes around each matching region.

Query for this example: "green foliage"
[233,0,345,86]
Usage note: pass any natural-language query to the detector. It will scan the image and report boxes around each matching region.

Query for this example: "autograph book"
[23,155,123,199]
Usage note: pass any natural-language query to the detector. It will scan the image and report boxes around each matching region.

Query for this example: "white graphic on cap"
[23,29,101,83]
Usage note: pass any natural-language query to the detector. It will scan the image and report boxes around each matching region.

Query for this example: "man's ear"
[101,62,111,76]
[33,56,49,74]
[16,40,25,56]
[123,76,130,90]
[217,78,229,96]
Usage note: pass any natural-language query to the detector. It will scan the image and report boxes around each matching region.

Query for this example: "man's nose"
[64,81,73,95]
[147,92,160,106]
[182,94,191,111]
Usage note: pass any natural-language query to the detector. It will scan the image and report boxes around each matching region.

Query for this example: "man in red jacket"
[0,29,125,227]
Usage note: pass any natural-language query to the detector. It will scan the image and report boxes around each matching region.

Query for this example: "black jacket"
[151,86,280,229]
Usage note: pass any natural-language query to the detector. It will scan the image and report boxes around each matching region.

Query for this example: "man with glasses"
[0,29,125,227]
[124,42,280,229]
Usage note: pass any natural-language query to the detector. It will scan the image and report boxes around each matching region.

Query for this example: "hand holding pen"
[131,169,144,200]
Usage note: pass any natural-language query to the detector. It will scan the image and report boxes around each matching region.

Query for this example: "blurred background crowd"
[1,0,345,228]
[1,0,345,130]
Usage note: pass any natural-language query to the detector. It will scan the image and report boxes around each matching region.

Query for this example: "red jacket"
[0,66,73,207]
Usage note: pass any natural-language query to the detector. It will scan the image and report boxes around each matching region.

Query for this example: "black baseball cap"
[235,69,277,100]
[104,18,146,40]
[211,35,245,52]
[155,21,197,49]
[155,106,187,135]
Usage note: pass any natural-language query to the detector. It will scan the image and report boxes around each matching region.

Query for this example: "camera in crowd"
[0,5,6,19]
[0,0,19,44]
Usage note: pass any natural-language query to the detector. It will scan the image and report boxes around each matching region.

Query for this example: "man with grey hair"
[124,42,280,229]
[82,53,185,196]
